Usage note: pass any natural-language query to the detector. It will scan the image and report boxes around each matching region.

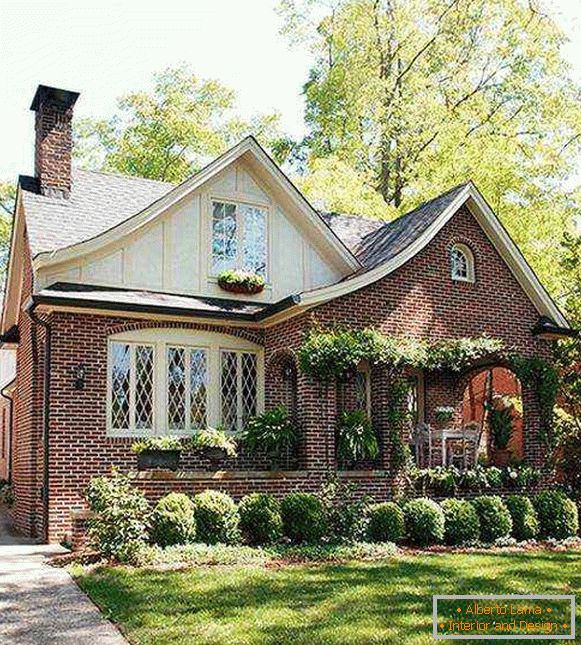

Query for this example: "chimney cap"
[30,85,80,112]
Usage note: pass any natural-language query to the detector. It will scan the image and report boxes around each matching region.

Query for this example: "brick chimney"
[30,85,79,197]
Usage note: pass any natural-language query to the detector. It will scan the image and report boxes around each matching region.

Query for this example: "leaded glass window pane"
[355,370,369,412]
[241,352,257,426]
[190,349,207,429]
[111,343,130,430]
[135,345,154,430]
[221,351,238,431]
[212,201,237,274]
[451,247,468,279]
[241,204,267,277]
[167,347,186,431]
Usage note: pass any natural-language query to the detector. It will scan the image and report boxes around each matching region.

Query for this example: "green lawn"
[74,550,580,645]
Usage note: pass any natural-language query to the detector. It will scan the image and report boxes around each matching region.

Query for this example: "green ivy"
[298,327,506,381]
[511,355,560,451]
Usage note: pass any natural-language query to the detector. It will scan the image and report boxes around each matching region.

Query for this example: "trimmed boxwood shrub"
[403,498,445,546]
[440,499,480,545]
[505,495,539,541]
[533,490,579,539]
[471,496,512,542]
[367,502,405,543]
[192,490,240,544]
[150,493,196,547]
[238,493,283,545]
[281,492,326,544]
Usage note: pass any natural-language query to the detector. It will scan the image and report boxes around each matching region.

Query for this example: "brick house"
[1,85,574,544]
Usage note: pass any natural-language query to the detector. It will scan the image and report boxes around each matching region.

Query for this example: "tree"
[74,64,285,183]
[278,0,581,297]
[0,182,15,288]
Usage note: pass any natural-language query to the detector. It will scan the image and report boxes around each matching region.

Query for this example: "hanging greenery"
[511,355,560,450]
[298,327,506,381]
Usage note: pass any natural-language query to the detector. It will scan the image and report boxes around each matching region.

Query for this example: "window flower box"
[217,269,265,295]
[131,437,182,471]
[191,427,238,466]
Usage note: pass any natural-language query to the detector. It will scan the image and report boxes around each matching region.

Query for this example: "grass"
[73,550,580,645]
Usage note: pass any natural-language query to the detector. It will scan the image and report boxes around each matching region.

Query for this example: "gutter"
[27,304,51,543]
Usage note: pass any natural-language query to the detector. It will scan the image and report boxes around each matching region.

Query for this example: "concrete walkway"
[0,507,126,644]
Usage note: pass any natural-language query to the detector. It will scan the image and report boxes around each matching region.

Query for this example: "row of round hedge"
[149,488,578,549]
[368,491,579,546]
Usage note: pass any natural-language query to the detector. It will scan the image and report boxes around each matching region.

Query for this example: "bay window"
[211,200,267,277]
[108,330,263,436]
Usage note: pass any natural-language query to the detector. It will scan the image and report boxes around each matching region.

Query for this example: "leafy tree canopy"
[278,0,581,298]
[74,64,286,183]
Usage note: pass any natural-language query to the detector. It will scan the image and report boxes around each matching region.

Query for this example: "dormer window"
[450,244,475,283]
[211,200,267,278]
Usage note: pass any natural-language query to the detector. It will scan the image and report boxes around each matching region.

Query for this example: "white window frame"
[209,197,269,280]
[450,243,475,283]
[107,329,264,438]
[166,345,209,433]
[219,349,260,432]
[107,341,156,435]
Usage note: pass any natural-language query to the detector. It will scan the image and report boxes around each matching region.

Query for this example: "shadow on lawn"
[76,551,580,645]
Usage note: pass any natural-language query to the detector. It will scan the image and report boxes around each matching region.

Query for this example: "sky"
[0,0,580,182]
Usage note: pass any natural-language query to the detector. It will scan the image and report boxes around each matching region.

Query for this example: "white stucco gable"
[34,138,359,303]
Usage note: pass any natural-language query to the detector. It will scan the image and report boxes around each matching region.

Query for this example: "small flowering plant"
[191,427,238,458]
[217,269,265,294]
[434,406,455,424]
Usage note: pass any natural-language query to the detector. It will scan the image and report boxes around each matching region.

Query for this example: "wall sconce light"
[282,363,294,381]
[72,364,87,390]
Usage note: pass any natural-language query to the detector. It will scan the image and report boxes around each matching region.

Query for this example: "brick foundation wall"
[11,204,556,543]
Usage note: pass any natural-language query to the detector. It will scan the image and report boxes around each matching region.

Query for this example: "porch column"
[521,382,545,468]
[296,373,336,471]
[370,364,394,471]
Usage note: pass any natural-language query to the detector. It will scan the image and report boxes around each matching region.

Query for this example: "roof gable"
[301,182,569,329]
[27,137,360,274]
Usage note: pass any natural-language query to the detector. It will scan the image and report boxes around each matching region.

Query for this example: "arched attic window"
[450,244,475,283]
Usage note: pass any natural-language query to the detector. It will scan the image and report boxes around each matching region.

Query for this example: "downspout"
[0,384,14,482]
[28,304,51,543]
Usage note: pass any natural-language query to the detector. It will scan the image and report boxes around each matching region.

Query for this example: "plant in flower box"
[217,269,265,295]
[433,406,455,426]
[241,405,298,469]
[131,436,183,471]
[191,427,238,465]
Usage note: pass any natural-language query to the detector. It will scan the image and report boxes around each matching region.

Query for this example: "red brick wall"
[34,96,74,196]
[12,204,555,542]
[12,232,46,538]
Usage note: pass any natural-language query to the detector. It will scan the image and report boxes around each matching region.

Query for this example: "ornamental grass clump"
[238,493,283,545]
[505,495,539,541]
[403,498,445,546]
[533,490,579,539]
[150,493,196,547]
[471,496,512,542]
[440,499,480,545]
[367,502,405,543]
[192,490,240,544]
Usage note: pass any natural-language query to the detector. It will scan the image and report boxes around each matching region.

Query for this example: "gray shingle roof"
[20,169,173,256]
[20,165,469,275]
[33,282,299,322]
